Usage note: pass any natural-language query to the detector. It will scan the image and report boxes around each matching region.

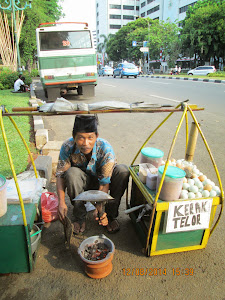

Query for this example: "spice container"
[138,163,155,184]
[146,167,158,190]
[156,166,186,201]
[140,147,164,168]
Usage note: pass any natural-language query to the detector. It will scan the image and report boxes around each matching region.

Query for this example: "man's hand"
[58,202,68,223]
[95,212,108,226]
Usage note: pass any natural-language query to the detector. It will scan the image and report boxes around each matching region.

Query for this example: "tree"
[97,34,114,66]
[106,18,180,65]
[19,0,63,71]
[181,0,225,68]
[0,0,63,71]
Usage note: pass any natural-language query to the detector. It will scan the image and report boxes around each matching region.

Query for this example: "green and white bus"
[36,22,97,100]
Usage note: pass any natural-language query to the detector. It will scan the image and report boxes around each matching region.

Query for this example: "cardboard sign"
[166,199,213,233]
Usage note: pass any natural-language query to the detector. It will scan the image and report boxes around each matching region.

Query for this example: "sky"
[59,0,96,30]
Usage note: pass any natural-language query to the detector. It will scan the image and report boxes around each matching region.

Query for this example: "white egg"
[189,185,198,193]
[176,160,182,165]
[210,181,215,187]
[217,190,221,196]
[188,192,195,199]
[202,190,210,198]
[213,186,220,192]
[209,190,217,197]
[193,177,200,184]
[199,172,203,176]
[195,192,202,198]
[180,191,188,199]
[187,179,195,186]
[193,169,200,175]
[182,183,190,190]
[203,179,211,186]
[196,181,203,189]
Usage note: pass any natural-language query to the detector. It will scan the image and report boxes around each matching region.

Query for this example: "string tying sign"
[166,199,213,233]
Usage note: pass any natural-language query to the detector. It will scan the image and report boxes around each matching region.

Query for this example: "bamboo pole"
[185,121,199,162]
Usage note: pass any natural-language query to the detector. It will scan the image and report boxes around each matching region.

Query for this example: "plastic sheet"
[6,171,46,204]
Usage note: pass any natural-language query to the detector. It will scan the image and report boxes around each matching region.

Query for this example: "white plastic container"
[156,166,186,201]
[140,147,164,168]
[146,168,158,190]
[0,175,7,217]
[138,163,155,184]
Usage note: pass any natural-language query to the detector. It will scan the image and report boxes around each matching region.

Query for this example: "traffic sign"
[140,47,149,53]
[132,41,137,47]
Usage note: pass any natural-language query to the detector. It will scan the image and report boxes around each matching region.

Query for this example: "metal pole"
[12,0,22,73]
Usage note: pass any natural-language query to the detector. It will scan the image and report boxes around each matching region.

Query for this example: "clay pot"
[78,235,115,279]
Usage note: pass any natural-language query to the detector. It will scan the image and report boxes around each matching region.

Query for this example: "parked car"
[98,66,113,76]
[187,66,216,76]
[113,63,139,78]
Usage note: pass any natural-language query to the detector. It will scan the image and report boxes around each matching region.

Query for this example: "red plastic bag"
[41,192,59,223]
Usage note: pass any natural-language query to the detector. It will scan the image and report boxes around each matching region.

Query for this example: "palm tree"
[97,34,114,66]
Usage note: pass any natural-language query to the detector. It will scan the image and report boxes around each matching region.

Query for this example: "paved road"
[15,76,223,300]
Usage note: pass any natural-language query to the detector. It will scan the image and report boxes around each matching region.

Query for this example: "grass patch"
[0,90,36,179]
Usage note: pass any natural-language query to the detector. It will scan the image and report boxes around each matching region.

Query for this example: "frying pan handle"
[12,107,38,112]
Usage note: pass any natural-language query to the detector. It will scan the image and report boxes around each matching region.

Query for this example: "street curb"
[139,75,225,84]
[28,83,57,184]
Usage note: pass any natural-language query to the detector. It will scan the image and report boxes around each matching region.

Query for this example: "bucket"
[78,234,115,279]
[0,175,7,217]
[157,166,186,201]
[140,147,164,168]
[30,224,41,254]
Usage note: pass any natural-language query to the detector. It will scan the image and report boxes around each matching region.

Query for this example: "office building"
[96,0,199,45]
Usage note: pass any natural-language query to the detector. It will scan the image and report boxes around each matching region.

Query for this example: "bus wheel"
[44,89,48,98]
[77,86,83,95]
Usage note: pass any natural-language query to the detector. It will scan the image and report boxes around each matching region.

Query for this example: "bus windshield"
[39,30,92,51]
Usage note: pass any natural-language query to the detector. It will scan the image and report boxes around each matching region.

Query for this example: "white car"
[187,66,216,76]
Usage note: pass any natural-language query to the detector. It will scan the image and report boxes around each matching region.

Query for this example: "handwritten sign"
[166,199,213,233]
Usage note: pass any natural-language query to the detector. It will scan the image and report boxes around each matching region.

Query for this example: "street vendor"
[56,115,130,234]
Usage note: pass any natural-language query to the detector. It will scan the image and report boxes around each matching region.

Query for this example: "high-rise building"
[96,0,198,45]
[96,0,140,44]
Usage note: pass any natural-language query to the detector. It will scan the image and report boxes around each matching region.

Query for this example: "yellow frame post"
[0,107,39,271]
[129,102,224,256]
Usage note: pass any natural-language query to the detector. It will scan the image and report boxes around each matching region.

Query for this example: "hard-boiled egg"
[209,190,217,197]
[202,190,210,198]
[195,192,202,198]
[180,191,188,199]
[187,178,195,186]
[189,185,199,193]
[198,175,206,182]
[183,183,190,190]
[188,192,195,199]
[204,184,212,192]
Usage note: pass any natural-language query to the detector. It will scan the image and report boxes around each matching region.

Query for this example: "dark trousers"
[64,165,130,223]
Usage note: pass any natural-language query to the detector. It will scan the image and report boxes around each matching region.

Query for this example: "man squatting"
[56,115,130,234]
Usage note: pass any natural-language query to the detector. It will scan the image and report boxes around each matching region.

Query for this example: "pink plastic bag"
[41,192,59,223]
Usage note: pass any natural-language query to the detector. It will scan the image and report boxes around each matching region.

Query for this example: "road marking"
[150,95,180,103]
[103,84,116,87]
[149,81,171,85]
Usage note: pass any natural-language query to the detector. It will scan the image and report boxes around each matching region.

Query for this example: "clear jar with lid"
[156,166,186,201]
[140,147,164,168]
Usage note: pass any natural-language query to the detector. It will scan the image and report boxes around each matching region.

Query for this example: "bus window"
[40,30,92,51]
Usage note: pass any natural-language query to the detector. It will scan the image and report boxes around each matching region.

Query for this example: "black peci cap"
[72,115,98,136]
